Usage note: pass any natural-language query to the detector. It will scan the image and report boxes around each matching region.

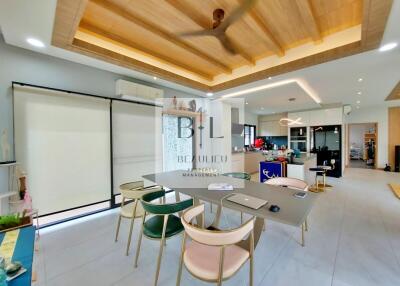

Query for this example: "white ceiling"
[0,0,400,113]
[237,81,320,115]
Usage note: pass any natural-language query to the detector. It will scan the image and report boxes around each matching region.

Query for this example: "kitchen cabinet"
[288,108,342,127]
[259,120,287,136]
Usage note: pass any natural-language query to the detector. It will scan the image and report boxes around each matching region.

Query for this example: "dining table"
[143,170,318,248]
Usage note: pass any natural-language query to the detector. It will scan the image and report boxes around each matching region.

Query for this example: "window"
[244,124,256,147]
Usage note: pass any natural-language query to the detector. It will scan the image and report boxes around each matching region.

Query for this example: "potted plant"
[0,210,32,232]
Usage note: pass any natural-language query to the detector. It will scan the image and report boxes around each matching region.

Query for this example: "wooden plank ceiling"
[52,0,393,92]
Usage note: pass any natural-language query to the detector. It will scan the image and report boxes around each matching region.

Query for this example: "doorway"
[347,123,378,169]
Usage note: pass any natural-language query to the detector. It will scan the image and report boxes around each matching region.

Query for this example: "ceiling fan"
[178,0,257,55]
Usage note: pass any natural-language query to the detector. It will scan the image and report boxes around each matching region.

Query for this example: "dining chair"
[115,181,162,256]
[177,204,255,286]
[264,177,309,246]
[135,190,193,286]
[222,172,251,223]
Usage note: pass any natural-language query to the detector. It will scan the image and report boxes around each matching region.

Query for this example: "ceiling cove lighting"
[379,42,398,52]
[206,92,213,97]
[221,79,322,104]
[26,38,45,48]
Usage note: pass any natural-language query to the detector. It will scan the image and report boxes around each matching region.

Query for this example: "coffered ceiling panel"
[52,0,393,92]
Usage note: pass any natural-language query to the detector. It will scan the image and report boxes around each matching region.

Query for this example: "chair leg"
[134,213,146,268]
[305,218,309,232]
[301,223,305,247]
[154,215,169,286]
[217,246,225,286]
[115,215,122,242]
[240,212,243,224]
[126,200,138,256]
[176,233,186,286]
[249,255,254,286]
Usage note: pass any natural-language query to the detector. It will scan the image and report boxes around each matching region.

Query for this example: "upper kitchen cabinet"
[287,112,309,127]
[258,113,288,136]
[289,108,343,127]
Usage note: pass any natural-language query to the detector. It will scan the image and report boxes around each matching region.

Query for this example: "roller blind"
[14,86,111,215]
[112,101,163,194]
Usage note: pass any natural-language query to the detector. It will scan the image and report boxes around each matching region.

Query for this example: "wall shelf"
[163,109,201,118]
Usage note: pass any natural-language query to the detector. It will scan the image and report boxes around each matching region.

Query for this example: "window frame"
[244,124,256,147]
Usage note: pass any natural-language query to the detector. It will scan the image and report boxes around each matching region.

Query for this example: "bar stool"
[308,167,324,192]
[318,159,335,188]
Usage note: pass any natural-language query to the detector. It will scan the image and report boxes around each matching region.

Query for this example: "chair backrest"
[119,181,162,200]
[222,172,251,181]
[264,177,308,191]
[141,190,193,215]
[182,204,254,246]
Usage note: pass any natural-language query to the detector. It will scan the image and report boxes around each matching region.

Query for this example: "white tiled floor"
[32,168,400,286]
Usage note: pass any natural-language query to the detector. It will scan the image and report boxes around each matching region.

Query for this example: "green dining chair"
[134,190,193,286]
[222,172,252,223]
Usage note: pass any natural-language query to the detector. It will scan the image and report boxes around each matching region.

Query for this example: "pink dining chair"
[264,177,309,246]
[177,204,255,286]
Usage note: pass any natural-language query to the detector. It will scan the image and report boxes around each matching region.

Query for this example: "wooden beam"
[52,0,88,47]
[295,0,322,43]
[248,10,285,57]
[361,0,393,49]
[165,0,255,66]
[211,41,362,92]
[386,80,400,101]
[71,38,210,91]
[90,0,232,74]
[79,21,214,81]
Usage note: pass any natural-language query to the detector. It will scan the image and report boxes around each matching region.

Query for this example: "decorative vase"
[18,177,27,200]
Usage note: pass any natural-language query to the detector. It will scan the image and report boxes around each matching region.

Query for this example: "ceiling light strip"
[221,79,322,104]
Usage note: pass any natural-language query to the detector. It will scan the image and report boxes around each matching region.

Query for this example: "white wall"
[244,111,258,127]
[344,107,388,168]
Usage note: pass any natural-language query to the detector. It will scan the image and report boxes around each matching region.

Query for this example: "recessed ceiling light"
[358,78,363,82]
[206,92,213,97]
[26,38,45,48]
[356,106,360,109]
[356,100,361,104]
[245,102,248,105]
[268,77,272,80]
[153,76,157,80]
[379,42,398,52]
[357,91,362,95]
[288,97,296,102]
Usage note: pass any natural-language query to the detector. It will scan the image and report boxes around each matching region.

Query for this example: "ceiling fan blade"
[217,0,258,31]
[217,34,237,55]
[179,29,213,37]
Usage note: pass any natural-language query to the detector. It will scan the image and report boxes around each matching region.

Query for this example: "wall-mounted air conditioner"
[116,79,164,105]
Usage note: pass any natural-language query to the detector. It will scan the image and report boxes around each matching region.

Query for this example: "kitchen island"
[287,153,317,185]
[258,153,316,185]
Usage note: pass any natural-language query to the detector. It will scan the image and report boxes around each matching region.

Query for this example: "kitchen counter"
[287,153,316,185]
[289,153,317,165]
